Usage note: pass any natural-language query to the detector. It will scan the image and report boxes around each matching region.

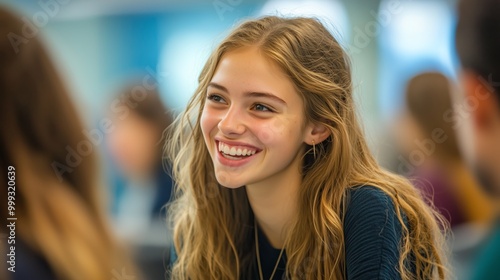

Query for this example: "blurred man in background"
[455,0,500,278]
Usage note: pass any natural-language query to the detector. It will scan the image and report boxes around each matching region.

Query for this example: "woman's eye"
[207,94,226,104]
[252,103,274,112]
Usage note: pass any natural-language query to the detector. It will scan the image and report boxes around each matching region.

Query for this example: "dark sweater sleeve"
[344,186,403,280]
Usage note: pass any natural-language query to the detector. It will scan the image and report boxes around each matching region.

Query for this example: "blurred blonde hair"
[166,16,448,279]
[0,7,135,280]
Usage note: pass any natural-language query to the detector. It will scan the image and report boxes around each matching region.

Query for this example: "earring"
[312,140,316,159]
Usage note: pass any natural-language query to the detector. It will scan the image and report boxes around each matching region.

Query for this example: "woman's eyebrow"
[244,91,287,105]
[208,82,286,105]
[207,82,228,92]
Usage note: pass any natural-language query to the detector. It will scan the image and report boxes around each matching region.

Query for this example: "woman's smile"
[215,139,262,167]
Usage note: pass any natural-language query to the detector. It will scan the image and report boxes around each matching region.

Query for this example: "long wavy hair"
[0,7,135,280]
[166,16,447,279]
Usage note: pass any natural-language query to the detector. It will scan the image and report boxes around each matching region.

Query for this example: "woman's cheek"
[200,111,217,154]
[255,118,289,144]
[201,108,217,134]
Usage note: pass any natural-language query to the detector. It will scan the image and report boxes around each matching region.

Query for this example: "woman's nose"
[217,106,246,136]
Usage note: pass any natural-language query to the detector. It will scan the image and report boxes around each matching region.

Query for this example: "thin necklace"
[254,219,285,280]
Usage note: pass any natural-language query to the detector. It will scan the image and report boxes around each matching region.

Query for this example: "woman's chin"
[219,183,245,189]
[214,171,246,189]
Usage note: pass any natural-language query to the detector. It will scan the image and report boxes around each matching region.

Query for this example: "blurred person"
[394,72,494,228]
[455,0,500,279]
[0,7,137,280]
[105,85,174,240]
[166,16,448,279]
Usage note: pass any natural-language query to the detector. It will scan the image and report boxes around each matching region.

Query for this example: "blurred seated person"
[394,72,494,228]
[0,7,136,280]
[105,84,174,241]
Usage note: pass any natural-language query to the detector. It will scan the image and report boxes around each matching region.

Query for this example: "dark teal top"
[169,186,406,279]
[471,218,500,280]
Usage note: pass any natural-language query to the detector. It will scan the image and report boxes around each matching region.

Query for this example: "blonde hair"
[166,16,447,279]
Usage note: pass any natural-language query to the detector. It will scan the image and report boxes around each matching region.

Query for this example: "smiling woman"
[166,16,448,280]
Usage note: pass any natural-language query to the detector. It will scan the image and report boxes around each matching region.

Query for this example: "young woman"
[166,16,447,279]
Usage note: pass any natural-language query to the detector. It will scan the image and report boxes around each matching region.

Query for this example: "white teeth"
[217,142,257,156]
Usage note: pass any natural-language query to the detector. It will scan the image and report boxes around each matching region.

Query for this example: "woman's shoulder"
[343,186,404,280]
[346,185,402,219]
[11,238,56,280]
[345,185,394,209]
[344,185,402,238]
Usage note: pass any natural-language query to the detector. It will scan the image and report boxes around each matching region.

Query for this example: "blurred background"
[1,0,495,279]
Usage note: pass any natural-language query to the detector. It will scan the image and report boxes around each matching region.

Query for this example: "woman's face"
[200,46,310,189]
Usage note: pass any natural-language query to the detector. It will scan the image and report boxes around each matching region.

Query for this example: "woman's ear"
[305,122,330,145]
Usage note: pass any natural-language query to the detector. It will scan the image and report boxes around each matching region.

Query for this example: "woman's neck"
[245,154,302,249]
